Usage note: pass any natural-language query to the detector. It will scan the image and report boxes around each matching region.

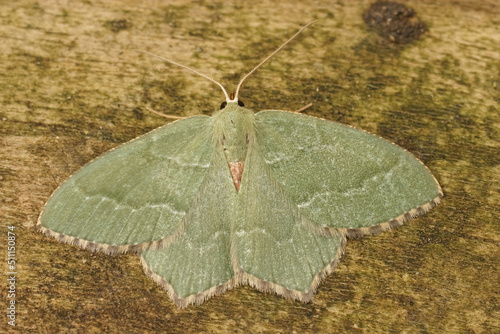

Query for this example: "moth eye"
[220,100,244,109]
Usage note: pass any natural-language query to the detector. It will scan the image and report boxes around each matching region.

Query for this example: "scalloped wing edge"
[35,216,187,255]
[303,191,443,238]
[140,236,347,308]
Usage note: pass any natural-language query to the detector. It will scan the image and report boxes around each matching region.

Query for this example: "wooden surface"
[1,0,499,333]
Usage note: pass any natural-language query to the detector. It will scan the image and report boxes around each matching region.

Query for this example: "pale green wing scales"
[254,110,442,237]
[37,116,215,253]
[233,141,346,300]
[140,148,237,308]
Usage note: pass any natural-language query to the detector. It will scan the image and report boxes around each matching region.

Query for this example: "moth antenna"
[234,20,317,101]
[135,50,231,102]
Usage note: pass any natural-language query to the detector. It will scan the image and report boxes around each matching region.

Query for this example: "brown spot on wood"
[229,161,244,191]
[362,1,427,44]
[105,19,132,33]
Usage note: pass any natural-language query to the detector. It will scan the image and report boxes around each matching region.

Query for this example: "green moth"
[37,22,442,308]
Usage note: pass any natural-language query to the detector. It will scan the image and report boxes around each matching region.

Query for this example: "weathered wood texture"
[0,0,498,333]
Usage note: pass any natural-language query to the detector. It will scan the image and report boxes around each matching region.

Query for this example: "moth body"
[213,102,255,191]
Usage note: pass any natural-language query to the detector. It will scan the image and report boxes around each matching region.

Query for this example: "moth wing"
[234,141,346,300]
[254,110,442,237]
[38,116,216,253]
[140,148,237,308]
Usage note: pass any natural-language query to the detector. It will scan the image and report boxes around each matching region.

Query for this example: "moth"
[38,22,442,308]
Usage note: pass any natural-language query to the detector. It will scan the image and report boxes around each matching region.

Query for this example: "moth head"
[220,99,245,110]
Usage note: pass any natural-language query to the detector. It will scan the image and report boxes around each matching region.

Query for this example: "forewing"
[140,148,237,308]
[38,116,215,252]
[234,142,345,300]
[254,110,442,236]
